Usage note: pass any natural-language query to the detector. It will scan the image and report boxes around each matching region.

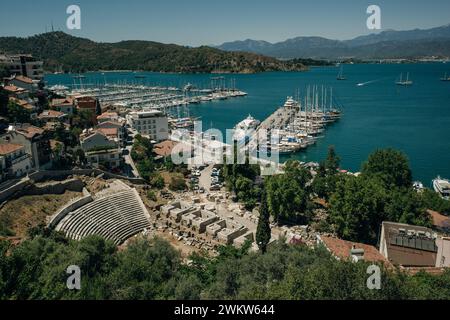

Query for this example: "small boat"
[440,72,450,81]
[337,65,346,80]
[413,181,424,192]
[73,74,86,79]
[134,75,146,79]
[183,83,195,91]
[432,176,450,200]
[396,73,413,86]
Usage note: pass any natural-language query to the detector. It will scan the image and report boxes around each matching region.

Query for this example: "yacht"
[440,72,450,81]
[283,96,299,109]
[413,181,424,192]
[396,73,413,86]
[233,115,260,144]
[183,83,195,91]
[433,176,450,200]
[337,65,346,80]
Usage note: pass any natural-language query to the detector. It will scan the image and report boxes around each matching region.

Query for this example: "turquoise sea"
[45,63,450,185]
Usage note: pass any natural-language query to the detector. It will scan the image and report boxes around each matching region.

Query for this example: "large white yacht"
[233,115,261,144]
[433,176,450,200]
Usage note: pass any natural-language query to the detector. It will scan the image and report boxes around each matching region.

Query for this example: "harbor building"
[126,110,168,142]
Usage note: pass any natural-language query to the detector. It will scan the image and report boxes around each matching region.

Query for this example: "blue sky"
[0,0,449,46]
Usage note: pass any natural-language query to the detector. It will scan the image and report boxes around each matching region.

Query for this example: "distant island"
[217,24,450,60]
[0,32,308,74]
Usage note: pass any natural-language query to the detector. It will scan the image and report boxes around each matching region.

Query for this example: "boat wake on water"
[356,77,389,87]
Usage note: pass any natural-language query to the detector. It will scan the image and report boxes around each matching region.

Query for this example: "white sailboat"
[440,72,450,81]
[337,65,346,80]
[396,73,413,86]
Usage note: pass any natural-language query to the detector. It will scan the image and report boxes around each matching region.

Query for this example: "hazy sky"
[0,0,449,46]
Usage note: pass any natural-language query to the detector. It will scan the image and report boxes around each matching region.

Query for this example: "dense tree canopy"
[7,101,31,123]
[0,32,307,74]
[265,161,312,224]
[362,148,413,188]
[329,149,432,244]
[2,234,450,300]
[222,148,261,209]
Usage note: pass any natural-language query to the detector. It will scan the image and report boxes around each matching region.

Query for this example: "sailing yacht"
[337,65,346,80]
[440,72,450,81]
[396,73,413,86]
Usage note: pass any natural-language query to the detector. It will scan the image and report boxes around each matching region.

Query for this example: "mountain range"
[217,24,450,60]
[0,32,307,73]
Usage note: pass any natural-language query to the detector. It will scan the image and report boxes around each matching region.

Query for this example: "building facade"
[0,143,32,179]
[80,130,121,169]
[126,110,168,142]
[0,54,44,81]
[0,125,52,170]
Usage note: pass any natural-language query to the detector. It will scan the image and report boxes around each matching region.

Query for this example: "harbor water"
[46,63,450,185]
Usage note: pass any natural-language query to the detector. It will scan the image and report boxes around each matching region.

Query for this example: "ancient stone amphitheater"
[55,181,151,245]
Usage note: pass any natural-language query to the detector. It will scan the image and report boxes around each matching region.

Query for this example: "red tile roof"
[153,140,191,157]
[51,98,74,106]
[15,125,44,139]
[0,143,24,155]
[9,97,34,110]
[97,112,118,120]
[97,127,118,137]
[429,210,450,230]
[38,110,66,119]
[3,85,26,93]
[320,236,391,266]
[14,75,34,84]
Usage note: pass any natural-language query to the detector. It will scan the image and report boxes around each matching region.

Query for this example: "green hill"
[0,32,307,73]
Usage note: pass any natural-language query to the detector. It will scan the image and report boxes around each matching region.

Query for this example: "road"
[123,129,140,178]
[198,164,213,191]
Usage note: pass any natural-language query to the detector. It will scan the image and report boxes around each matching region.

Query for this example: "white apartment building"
[126,110,168,142]
[0,54,44,81]
[80,130,121,169]
[0,143,32,179]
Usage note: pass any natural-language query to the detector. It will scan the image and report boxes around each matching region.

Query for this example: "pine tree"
[256,190,271,253]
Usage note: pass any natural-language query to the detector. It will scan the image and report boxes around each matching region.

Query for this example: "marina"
[255,86,342,155]
[49,81,247,112]
[46,63,450,184]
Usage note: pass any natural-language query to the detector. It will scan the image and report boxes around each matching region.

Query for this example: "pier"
[256,86,342,155]
[49,80,247,112]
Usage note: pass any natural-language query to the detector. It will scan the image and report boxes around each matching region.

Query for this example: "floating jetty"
[256,86,342,154]
[48,80,247,112]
